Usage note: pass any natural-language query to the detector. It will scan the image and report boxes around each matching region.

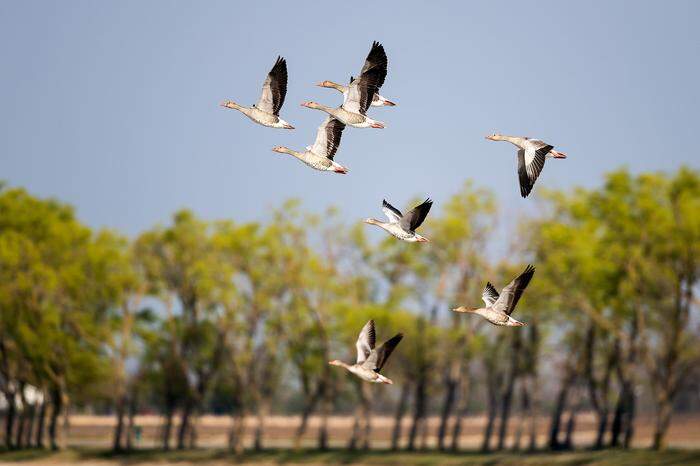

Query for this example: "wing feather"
[399,198,433,232]
[355,320,376,364]
[382,199,403,223]
[492,265,535,316]
[256,56,287,115]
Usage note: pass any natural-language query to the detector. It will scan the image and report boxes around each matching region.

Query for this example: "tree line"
[0,167,698,452]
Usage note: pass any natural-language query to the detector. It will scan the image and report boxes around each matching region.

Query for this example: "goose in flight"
[486,134,567,198]
[220,56,294,129]
[302,44,387,128]
[364,199,432,242]
[452,265,536,326]
[317,41,395,107]
[329,320,403,384]
[272,117,348,173]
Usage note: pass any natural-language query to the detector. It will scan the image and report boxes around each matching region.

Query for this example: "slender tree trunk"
[652,395,673,451]
[450,371,471,452]
[227,410,246,454]
[511,380,530,451]
[390,381,410,451]
[14,384,26,449]
[437,364,458,451]
[125,392,137,450]
[48,387,62,451]
[35,397,46,448]
[497,352,519,450]
[481,388,498,452]
[361,383,371,450]
[294,390,320,450]
[4,390,15,449]
[161,402,175,450]
[594,410,608,449]
[254,399,270,451]
[112,395,126,451]
[548,373,572,450]
[527,377,538,451]
[563,409,577,449]
[407,377,426,451]
[623,389,635,449]
[24,402,35,449]
[177,398,193,450]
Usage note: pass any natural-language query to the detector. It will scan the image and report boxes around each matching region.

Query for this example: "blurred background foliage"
[0,167,698,453]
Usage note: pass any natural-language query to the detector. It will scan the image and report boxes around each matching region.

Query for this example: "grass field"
[2,448,700,466]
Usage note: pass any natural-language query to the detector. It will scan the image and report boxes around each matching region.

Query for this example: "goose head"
[317,80,339,89]
[220,100,241,110]
[486,133,503,141]
[364,218,380,225]
[328,359,344,367]
[301,101,321,109]
[272,146,291,155]
[415,234,430,243]
[452,306,478,313]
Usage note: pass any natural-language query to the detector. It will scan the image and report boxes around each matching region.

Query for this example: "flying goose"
[486,134,567,198]
[272,117,348,173]
[220,56,294,129]
[317,41,395,107]
[364,198,433,242]
[452,265,536,326]
[302,43,387,128]
[329,320,403,384]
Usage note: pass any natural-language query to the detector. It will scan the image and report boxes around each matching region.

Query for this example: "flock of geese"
[221,42,567,384]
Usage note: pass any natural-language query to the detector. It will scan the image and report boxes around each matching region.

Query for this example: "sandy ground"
[54,412,700,450]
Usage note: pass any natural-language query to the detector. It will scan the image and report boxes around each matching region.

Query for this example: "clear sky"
[1,1,698,240]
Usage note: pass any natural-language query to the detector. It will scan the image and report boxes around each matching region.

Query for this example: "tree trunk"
[161,403,175,450]
[4,390,15,449]
[177,398,193,450]
[227,410,246,454]
[623,389,635,448]
[481,389,498,452]
[437,363,458,451]
[35,398,46,448]
[594,410,608,449]
[407,376,426,451]
[652,396,673,450]
[125,392,137,450]
[390,381,410,451]
[14,384,26,449]
[548,373,572,450]
[450,371,471,452]
[24,401,35,449]
[48,387,62,451]
[497,340,520,451]
[254,399,270,451]
[112,395,126,451]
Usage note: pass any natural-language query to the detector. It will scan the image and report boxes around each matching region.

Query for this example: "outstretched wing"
[493,265,535,315]
[355,320,376,365]
[382,199,403,223]
[359,41,388,90]
[310,117,346,160]
[256,56,288,115]
[362,333,403,373]
[482,282,500,306]
[400,198,433,232]
[517,145,551,198]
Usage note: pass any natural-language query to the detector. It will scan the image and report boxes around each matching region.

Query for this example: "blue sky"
[1,1,698,243]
